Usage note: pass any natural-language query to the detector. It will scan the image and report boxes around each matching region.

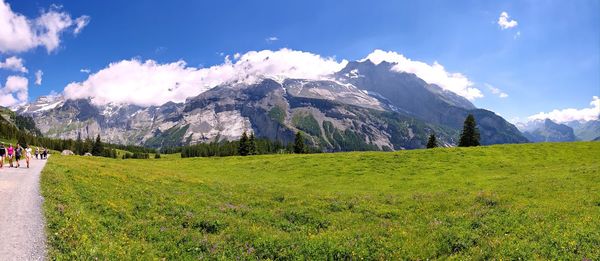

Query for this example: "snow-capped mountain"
[16,60,528,150]
[17,95,65,114]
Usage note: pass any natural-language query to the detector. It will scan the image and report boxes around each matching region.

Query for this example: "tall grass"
[41,142,600,259]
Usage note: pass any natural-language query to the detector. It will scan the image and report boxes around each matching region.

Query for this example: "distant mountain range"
[16,60,528,150]
[517,118,600,142]
[565,120,600,141]
[519,119,577,142]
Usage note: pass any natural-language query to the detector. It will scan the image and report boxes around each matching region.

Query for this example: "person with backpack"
[15,144,23,168]
[43,148,48,159]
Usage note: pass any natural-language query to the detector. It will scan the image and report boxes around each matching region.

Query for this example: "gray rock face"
[17,61,528,150]
[335,61,527,145]
[565,120,600,141]
[522,119,577,142]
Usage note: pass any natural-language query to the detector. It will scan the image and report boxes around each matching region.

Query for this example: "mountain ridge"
[15,59,528,150]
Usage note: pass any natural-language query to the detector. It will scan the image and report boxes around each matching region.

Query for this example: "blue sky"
[1,0,598,123]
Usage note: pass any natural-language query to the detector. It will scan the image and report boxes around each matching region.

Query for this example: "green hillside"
[41,142,600,259]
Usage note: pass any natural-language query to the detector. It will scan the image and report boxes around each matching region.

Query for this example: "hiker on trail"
[35,147,39,159]
[25,145,32,168]
[7,144,14,168]
[15,144,23,168]
[0,143,5,169]
[42,148,48,159]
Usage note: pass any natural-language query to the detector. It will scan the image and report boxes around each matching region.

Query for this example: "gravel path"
[0,156,48,260]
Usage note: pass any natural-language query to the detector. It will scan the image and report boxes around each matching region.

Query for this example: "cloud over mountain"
[528,96,600,123]
[362,50,482,100]
[63,49,348,106]
[61,48,483,106]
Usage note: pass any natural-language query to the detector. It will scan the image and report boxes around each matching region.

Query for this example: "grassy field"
[41,142,600,259]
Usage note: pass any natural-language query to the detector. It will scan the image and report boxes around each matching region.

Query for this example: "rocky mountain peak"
[15,60,528,150]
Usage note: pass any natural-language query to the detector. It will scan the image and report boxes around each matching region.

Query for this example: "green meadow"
[41,142,600,259]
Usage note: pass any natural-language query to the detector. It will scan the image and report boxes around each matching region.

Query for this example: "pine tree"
[238,131,249,156]
[426,134,438,148]
[84,137,94,154]
[248,132,257,155]
[75,132,83,155]
[293,131,305,154]
[92,134,104,156]
[458,114,480,147]
[17,134,26,147]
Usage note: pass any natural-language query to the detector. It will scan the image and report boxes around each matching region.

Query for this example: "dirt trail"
[0,156,48,260]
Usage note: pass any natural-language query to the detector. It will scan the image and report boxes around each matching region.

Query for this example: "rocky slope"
[16,60,528,150]
[520,119,577,142]
[335,61,527,145]
[565,120,600,141]
[0,106,40,136]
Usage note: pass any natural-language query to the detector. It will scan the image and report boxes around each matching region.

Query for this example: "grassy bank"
[41,142,600,259]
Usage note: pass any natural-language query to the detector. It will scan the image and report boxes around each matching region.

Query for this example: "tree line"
[426,114,481,148]
[180,134,289,158]
[179,131,311,158]
[1,118,152,159]
[2,112,483,159]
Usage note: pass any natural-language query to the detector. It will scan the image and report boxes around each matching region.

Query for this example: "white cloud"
[266,36,279,43]
[35,70,43,85]
[527,96,600,123]
[0,56,27,72]
[0,75,28,107]
[80,68,91,74]
[0,0,90,53]
[63,48,348,106]
[485,83,508,98]
[498,11,518,30]
[362,49,483,100]
[73,15,90,35]
[60,48,493,106]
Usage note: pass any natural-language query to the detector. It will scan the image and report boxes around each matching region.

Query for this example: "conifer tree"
[92,134,104,156]
[238,131,249,156]
[293,131,305,154]
[75,132,83,155]
[17,134,26,147]
[426,134,438,148]
[458,114,480,147]
[248,132,257,155]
